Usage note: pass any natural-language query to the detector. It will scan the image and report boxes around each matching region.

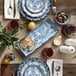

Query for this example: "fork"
[11,65,16,76]
[55,66,61,76]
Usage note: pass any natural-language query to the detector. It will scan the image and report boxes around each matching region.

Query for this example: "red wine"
[7,20,19,32]
[41,48,53,60]
[10,20,19,29]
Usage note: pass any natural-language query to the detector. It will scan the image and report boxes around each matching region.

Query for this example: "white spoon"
[8,0,13,15]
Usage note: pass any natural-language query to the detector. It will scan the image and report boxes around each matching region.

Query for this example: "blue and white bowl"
[55,9,71,25]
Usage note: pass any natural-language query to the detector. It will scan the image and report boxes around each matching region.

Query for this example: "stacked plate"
[17,58,50,76]
[18,0,51,21]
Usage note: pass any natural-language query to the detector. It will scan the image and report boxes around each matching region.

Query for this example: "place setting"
[4,0,20,19]
[0,0,76,76]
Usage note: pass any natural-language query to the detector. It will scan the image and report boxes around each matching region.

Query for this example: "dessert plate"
[18,0,51,21]
[17,58,50,76]
[18,19,58,56]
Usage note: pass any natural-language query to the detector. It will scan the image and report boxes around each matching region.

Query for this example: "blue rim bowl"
[55,9,71,25]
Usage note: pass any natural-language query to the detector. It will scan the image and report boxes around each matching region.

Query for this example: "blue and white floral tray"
[17,58,50,76]
[18,0,51,21]
[18,19,59,56]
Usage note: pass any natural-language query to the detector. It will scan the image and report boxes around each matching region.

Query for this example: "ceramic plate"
[23,0,45,14]
[18,0,51,21]
[18,19,59,56]
[17,58,50,76]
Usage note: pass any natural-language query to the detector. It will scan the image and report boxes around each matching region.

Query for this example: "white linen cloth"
[47,59,63,76]
[4,0,20,19]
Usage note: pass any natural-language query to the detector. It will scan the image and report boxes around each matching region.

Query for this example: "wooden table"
[0,0,76,76]
[1,64,76,76]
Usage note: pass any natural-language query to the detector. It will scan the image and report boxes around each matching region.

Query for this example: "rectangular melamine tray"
[18,19,59,56]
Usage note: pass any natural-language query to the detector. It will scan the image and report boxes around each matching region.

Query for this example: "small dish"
[55,9,71,25]
[61,24,76,37]
[53,35,62,46]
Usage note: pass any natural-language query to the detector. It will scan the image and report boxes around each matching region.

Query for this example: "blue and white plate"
[17,58,50,76]
[18,0,51,21]
[23,0,45,14]
[18,19,58,56]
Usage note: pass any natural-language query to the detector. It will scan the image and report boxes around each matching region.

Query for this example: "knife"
[13,0,16,17]
[52,0,56,14]
[52,61,54,76]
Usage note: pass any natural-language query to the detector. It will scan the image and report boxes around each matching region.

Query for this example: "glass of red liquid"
[7,20,19,32]
[41,47,53,60]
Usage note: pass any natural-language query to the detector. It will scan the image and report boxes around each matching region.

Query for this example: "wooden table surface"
[1,64,76,76]
[0,0,76,76]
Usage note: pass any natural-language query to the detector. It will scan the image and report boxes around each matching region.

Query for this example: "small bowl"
[41,47,53,60]
[61,24,76,37]
[55,9,71,25]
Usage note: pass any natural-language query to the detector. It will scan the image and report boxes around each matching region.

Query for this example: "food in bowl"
[55,9,71,25]
[61,24,76,37]
[20,38,35,51]
[57,12,68,23]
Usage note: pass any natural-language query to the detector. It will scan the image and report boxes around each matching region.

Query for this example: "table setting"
[4,0,20,19]
[0,0,76,76]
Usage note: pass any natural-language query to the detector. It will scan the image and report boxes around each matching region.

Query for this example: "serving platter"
[18,19,59,56]
[18,0,51,21]
[17,58,50,76]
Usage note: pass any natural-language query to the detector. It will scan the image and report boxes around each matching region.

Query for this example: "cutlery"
[52,61,54,76]
[13,0,16,17]
[52,0,56,14]
[8,0,13,14]
[11,70,15,76]
[55,65,61,76]
[11,65,16,76]
[0,21,2,27]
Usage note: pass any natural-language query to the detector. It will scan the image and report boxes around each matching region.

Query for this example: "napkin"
[4,0,20,19]
[47,59,63,76]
